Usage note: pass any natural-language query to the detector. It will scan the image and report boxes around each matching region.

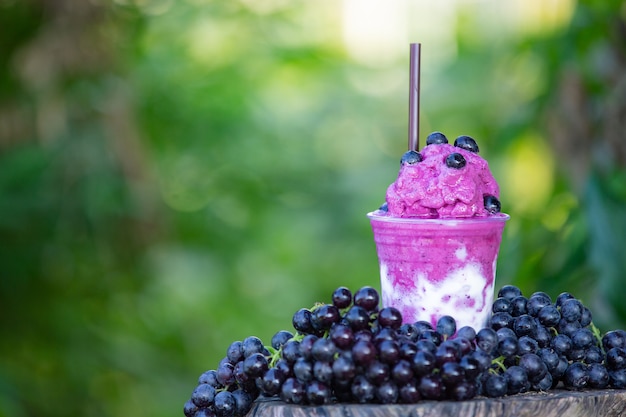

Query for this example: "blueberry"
[567,347,586,362]
[198,370,220,387]
[497,336,518,358]
[401,150,423,165]
[311,337,337,362]
[331,286,353,309]
[271,330,294,350]
[527,292,552,317]
[440,361,465,387]
[261,367,287,395]
[306,380,331,405]
[293,358,314,382]
[492,297,512,314]
[333,355,357,381]
[435,340,461,366]
[351,340,377,366]
[312,304,340,330]
[375,380,399,404]
[609,369,626,388]
[517,335,539,355]
[226,341,244,363]
[398,381,421,403]
[560,298,583,322]
[585,346,605,364]
[484,195,501,214]
[231,389,254,416]
[365,360,391,385]
[532,372,553,391]
[214,391,236,417]
[391,360,414,384]
[379,202,388,212]
[580,307,593,327]
[373,327,397,344]
[418,329,442,346]
[241,336,265,358]
[344,305,371,331]
[299,335,318,359]
[475,328,498,353]
[504,365,530,394]
[555,292,575,308]
[459,355,481,379]
[292,308,313,333]
[418,373,445,400]
[469,349,492,372]
[398,323,420,342]
[489,311,513,330]
[445,153,466,169]
[351,375,376,403]
[242,352,268,378]
[378,307,403,330]
[329,324,354,350]
[456,326,477,342]
[510,295,528,317]
[449,380,478,401]
[426,131,448,145]
[497,285,523,300]
[379,340,401,364]
[537,348,560,371]
[183,399,198,417]
[454,135,479,153]
[216,361,235,386]
[588,363,610,389]
[558,318,582,337]
[313,361,333,384]
[436,315,457,339]
[606,347,626,370]
[550,334,572,356]
[602,330,626,350]
[519,353,548,383]
[549,356,569,380]
[414,320,434,332]
[532,325,552,348]
[563,362,589,389]
[353,286,380,312]
[537,305,561,327]
[281,340,301,363]
[483,374,507,397]
[412,350,437,376]
[496,327,517,341]
[191,383,216,407]
[415,339,437,354]
[571,328,595,350]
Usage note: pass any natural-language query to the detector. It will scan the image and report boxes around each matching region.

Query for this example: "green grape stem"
[267,346,281,368]
[590,322,605,354]
[491,355,507,373]
[267,332,305,368]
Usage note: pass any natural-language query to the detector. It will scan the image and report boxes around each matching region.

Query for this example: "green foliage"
[0,1,625,416]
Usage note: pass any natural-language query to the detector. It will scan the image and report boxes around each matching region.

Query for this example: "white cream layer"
[380,261,494,332]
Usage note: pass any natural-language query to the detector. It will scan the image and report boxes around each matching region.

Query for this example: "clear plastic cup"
[367,211,509,331]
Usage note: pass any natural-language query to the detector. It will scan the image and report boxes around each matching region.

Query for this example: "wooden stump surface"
[246,389,626,417]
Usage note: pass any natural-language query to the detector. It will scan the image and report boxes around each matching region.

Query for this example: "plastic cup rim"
[367,210,510,225]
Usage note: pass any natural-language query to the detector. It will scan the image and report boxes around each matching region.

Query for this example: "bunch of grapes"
[184,285,626,417]
[482,286,626,396]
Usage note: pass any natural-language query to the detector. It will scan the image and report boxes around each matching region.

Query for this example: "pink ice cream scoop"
[383,133,500,219]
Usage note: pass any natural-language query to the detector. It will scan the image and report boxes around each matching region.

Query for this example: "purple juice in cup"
[368,133,509,331]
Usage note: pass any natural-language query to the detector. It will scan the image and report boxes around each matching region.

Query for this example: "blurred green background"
[1,0,625,416]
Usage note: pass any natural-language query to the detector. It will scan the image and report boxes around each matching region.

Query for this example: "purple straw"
[408,43,421,152]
